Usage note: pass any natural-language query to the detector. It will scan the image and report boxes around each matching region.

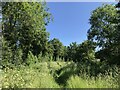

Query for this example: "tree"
[87,4,120,65]
[88,4,117,48]
[49,38,64,61]
[76,40,96,62]
[2,2,51,63]
[67,42,78,61]
[62,46,68,61]
[66,41,95,62]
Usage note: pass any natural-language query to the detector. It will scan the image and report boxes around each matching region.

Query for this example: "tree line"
[1,2,120,68]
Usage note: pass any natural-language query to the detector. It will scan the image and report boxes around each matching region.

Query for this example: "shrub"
[26,51,38,65]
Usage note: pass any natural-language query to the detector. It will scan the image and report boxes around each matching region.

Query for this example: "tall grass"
[1,53,120,88]
[66,73,119,88]
[1,63,60,88]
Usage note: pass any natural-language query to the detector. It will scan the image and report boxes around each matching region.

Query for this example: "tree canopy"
[88,4,120,65]
[2,2,51,63]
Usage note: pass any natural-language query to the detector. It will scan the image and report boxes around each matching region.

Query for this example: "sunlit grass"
[1,61,120,88]
[66,73,119,88]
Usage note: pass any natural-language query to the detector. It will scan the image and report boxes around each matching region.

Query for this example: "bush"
[26,51,38,65]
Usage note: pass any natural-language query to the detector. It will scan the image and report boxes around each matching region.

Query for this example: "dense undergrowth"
[1,57,120,88]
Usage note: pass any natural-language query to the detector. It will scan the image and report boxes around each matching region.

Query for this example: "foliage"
[1,38,23,68]
[67,42,78,61]
[26,51,38,65]
[1,38,13,67]
[88,4,117,48]
[2,2,51,62]
[87,4,120,65]
[66,41,96,62]
[48,38,64,61]
[76,40,96,62]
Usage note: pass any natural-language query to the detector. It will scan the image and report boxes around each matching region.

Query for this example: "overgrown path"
[47,62,78,86]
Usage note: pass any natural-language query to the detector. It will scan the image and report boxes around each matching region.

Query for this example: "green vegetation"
[0,2,120,89]
[2,62,60,88]
[1,56,120,88]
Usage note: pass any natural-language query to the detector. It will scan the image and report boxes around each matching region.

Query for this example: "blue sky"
[46,2,115,46]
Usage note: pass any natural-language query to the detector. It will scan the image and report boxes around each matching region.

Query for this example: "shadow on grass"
[53,63,77,86]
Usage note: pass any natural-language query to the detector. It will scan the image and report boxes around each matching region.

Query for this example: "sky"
[46,2,118,46]
[46,2,116,46]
